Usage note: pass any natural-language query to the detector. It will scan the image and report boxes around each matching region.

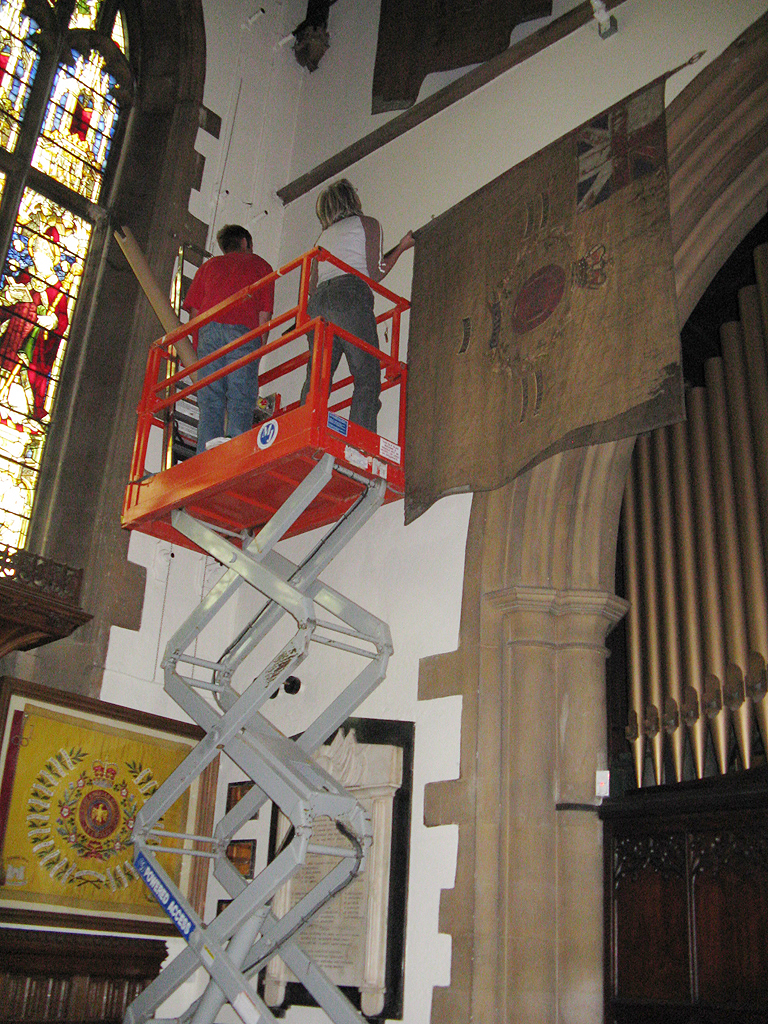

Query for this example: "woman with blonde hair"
[300,178,413,432]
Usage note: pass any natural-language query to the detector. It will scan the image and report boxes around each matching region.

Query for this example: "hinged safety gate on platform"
[125,453,394,1024]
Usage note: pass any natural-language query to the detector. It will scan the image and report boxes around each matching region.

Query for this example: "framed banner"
[0,677,217,934]
[226,839,256,880]
[226,781,260,819]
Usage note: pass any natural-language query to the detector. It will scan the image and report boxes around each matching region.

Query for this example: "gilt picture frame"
[0,677,217,934]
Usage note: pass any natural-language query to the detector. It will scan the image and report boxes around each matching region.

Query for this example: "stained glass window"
[0,3,131,549]
[32,49,120,202]
[0,190,91,545]
[111,10,126,55]
[68,0,103,32]
[0,0,41,154]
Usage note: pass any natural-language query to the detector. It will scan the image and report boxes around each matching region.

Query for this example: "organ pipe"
[622,457,646,788]
[703,358,752,769]
[755,244,768,338]
[636,434,665,785]
[651,427,685,782]
[738,285,768,565]
[669,419,708,779]
[687,388,730,775]
[623,243,768,784]
[720,323,768,750]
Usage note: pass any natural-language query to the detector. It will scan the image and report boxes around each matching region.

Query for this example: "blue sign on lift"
[134,849,195,938]
[327,411,348,436]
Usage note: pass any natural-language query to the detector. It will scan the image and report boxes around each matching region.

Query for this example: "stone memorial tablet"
[264,727,404,1017]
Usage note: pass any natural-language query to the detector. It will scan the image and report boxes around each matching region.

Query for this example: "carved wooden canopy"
[0,546,91,658]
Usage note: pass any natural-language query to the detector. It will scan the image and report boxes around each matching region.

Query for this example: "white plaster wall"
[103,0,768,1019]
[283,0,585,182]
[186,0,305,267]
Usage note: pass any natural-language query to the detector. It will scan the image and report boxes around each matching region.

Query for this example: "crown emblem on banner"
[92,759,118,779]
[573,243,610,289]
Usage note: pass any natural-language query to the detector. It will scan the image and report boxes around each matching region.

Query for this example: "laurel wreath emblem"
[26,749,164,893]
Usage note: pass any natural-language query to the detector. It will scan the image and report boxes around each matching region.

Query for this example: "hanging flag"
[372,0,552,113]
[404,77,683,524]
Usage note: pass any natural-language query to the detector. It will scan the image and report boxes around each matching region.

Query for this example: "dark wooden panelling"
[0,929,166,1022]
[694,865,768,1004]
[601,768,768,1024]
[614,868,690,1001]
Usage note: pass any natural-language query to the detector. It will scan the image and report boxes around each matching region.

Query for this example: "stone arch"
[422,12,768,1024]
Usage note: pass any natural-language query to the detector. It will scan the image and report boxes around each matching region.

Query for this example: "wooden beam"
[277,0,624,206]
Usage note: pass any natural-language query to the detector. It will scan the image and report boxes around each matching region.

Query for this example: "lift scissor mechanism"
[122,251,408,1024]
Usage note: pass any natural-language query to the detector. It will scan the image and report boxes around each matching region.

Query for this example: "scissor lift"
[122,250,409,1024]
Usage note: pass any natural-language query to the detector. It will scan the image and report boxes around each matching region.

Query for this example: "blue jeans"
[196,322,260,453]
[300,275,381,432]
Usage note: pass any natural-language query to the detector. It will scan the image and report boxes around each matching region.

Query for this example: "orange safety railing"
[126,247,409,516]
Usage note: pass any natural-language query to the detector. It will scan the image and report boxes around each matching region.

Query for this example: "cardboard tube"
[114,224,198,374]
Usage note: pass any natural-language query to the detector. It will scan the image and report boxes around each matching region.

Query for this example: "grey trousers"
[300,274,381,432]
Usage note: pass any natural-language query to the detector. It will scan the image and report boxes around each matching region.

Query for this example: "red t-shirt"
[183,251,274,330]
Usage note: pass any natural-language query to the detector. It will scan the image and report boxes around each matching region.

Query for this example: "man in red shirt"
[183,224,274,453]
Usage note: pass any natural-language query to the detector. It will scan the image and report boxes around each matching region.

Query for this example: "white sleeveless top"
[316,216,381,284]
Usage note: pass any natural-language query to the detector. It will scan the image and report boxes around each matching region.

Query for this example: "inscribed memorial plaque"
[264,725,408,1018]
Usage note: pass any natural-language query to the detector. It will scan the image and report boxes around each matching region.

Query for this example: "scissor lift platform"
[123,405,405,549]
[123,247,407,550]
[121,249,409,1024]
